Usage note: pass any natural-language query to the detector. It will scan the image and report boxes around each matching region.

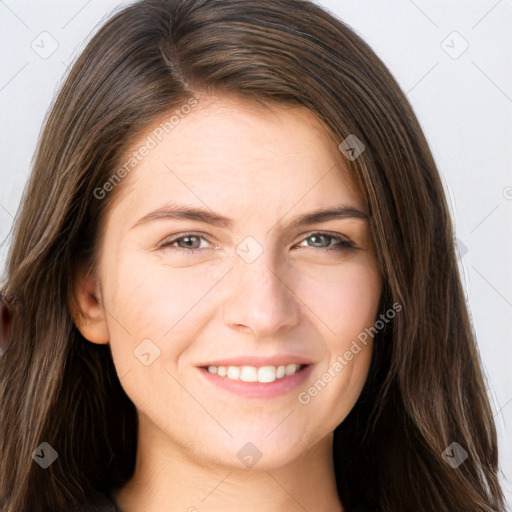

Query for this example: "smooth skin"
[73,92,383,512]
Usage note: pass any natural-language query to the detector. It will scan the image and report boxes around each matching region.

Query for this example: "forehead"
[107,94,364,227]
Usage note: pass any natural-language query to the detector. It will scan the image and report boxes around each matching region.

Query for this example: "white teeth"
[206,364,302,383]
[227,366,240,379]
[285,363,299,376]
[258,366,276,383]
[239,366,258,382]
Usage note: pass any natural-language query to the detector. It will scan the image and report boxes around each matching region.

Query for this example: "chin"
[195,425,317,471]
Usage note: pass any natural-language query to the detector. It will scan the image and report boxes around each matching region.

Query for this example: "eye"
[157,231,354,255]
[158,232,214,253]
[296,232,354,253]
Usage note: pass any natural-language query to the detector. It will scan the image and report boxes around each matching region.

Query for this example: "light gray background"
[1,0,511,507]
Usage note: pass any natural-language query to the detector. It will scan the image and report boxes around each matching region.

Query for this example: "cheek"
[101,250,218,431]
[294,258,381,425]
[295,256,382,338]
[102,248,223,374]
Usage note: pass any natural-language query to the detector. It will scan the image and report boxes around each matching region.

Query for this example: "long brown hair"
[0,0,505,510]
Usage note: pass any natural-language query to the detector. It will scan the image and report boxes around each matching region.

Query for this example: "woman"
[0,0,505,510]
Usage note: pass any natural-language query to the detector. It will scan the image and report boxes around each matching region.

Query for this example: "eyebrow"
[130,201,369,231]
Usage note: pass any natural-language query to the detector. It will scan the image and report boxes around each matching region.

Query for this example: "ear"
[71,270,109,345]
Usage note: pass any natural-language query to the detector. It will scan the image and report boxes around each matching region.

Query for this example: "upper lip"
[198,355,314,367]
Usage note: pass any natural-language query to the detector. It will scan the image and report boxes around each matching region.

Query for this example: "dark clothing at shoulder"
[65,490,121,512]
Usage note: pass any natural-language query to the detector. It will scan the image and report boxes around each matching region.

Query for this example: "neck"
[114,414,343,512]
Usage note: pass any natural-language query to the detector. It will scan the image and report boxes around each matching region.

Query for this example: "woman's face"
[80,93,382,470]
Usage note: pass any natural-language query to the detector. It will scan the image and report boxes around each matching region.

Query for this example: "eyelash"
[158,231,354,254]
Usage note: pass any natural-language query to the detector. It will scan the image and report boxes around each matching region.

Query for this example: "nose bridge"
[222,236,300,336]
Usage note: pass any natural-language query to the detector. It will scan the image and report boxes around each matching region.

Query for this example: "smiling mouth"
[202,364,307,383]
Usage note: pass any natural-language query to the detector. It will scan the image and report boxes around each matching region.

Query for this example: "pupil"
[310,234,327,247]
[181,236,198,248]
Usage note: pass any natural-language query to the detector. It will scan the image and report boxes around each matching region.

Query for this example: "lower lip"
[199,365,313,398]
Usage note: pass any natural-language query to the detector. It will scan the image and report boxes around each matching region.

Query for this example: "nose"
[222,247,301,338]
